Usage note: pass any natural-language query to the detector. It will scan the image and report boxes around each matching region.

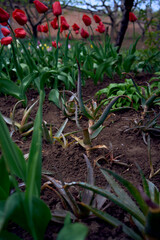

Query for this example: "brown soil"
[0,73,160,240]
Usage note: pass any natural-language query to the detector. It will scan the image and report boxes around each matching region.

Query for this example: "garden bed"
[0,73,160,240]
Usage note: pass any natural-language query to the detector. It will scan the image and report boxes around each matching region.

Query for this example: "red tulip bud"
[93,14,101,23]
[51,17,58,29]
[33,0,48,14]
[82,14,91,26]
[1,27,10,37]
[12,9,27,26]
[52,1,62,17]
[14,28,26,38]
[95,21,105,33]
[81,28,89,39]
[0,7,10,23]
[1,36,12,45]
[129,12,137,22]
[72,23,80,31]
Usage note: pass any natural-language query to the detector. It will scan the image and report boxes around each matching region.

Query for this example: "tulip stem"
[26,23,34,38]
[89,25,95,41]
[7,22,17,46]
[45,13,52,43]
[133,22,135,42]
[55,17,60,68]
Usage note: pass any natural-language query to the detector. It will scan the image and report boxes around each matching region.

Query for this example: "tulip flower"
[37,25,43,32]
[1,36,12,45]
[52,1,62,17]
[129,12,137,22]
[72,23,80,31]
[42,24,48,33]
[51,17,58,29]
[75,30,79,34]
[0,22,8,26]
[60,16,69,32]
[33,0,48,14]
[12,9,27,26]
[52,40,61,48]
[82,14,91,26]
[14,28,26,38]
[1,27,10,37]
[81,28,89,39]
[95,21,105,33]
[93,14,101,23]
[0,7,10,23]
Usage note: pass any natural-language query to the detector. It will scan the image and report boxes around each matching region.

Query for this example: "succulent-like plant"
[64,161,160,240]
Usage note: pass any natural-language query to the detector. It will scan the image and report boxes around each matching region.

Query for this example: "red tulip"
[95,21,105,33]
[1,27,10,37]
[12,9,27,26]
[33,0,48,14]
[81,28,89,39]
[0,22,8,26]
[42,24,48,33]
[0,7,10,23]
[52,1,62,17]
[82,14,91,26]
[52,40,57,48]
[37,25,43,32]
[52,40,61,48]
[51,17,58,29]
[14,28,26,38]
[1,36,12,45]
[60,16,69,32]
[72,23,80,31]
[129,12,137,22]
[75,30,79,34]
[93,14,101,23]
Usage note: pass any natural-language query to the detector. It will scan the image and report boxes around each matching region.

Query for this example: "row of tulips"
[0,1,137,46]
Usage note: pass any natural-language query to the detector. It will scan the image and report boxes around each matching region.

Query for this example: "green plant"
[96,75,160,114]
[65,163,160,240]
[131,77,160,117]
[0,90,51,240]
[57,214,88,240]
[96,78,141,110]
[42,154,108,223]
[133,48,160,73]
[49,63,123,151]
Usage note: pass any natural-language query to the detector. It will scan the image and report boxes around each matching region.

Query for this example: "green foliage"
[65,164,160,240]
[133,48,160,73]
[0,91,51,239]
[57,214,88,240]
[96,76,160,112]
[96,78,141,110]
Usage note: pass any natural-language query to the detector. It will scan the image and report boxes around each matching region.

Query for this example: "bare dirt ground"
[0,73,159,239]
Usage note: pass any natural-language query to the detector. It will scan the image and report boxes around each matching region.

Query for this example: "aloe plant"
[42,154,107,223]
[64,161,160,240]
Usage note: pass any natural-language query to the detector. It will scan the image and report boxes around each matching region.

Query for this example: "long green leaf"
[0,157,10,200]
[1,192,51,240]
[100,168,145,219]
[90,96,121,131]
[0,230,22,240]
[102,169,148,215]
[25,90,44,199]
[80,203,142,240]
[0,113,27,181]
[53,118,68,142]
[0,78,24,100]
[65,182,145,225]
[77,62,93,120]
